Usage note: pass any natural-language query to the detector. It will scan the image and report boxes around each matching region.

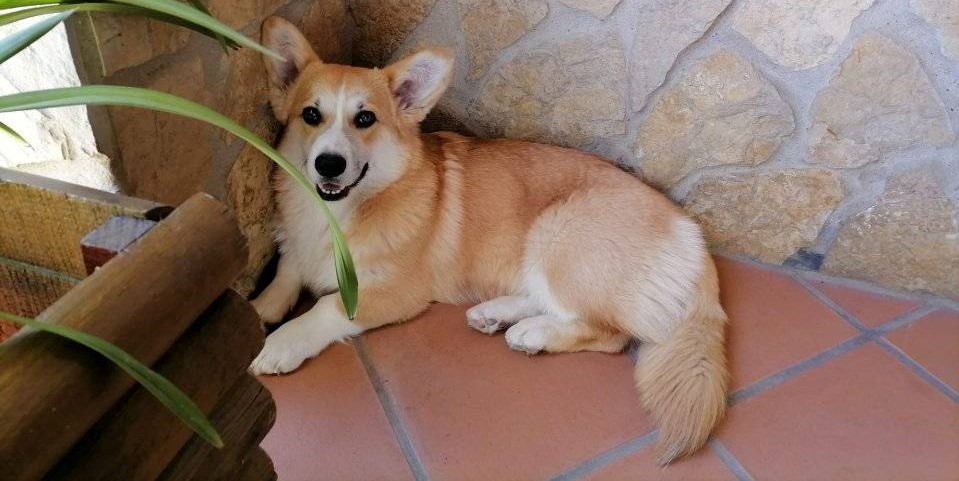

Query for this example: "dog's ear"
[261,16,320,122]
[384,49,454,124]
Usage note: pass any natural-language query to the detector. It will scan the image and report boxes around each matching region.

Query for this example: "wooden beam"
[45,290,263,481]
[0,193,247,481]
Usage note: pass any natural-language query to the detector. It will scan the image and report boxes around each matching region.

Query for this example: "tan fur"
[252,17,729,464]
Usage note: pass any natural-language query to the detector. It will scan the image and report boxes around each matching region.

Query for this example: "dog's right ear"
[261,17,320,122]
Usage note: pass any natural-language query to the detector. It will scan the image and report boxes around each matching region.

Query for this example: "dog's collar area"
[316,162,369,201]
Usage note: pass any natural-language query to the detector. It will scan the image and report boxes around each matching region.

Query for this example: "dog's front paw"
[250,295,287,325]
[250,323,316,375]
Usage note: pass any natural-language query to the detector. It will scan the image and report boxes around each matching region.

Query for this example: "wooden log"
[232,447,277,481]
[159,374,276,481]
[80,215,157,275]
[45,290,263,481]
[0,193,247,481]
[0,167,170,277]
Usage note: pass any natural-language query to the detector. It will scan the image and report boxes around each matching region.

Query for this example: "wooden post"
[0,193,247,481]
[233,448,277,481]
[159,375,276,481]
[45,290,263,481]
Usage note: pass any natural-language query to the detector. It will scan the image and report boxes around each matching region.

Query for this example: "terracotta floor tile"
[362,303,654,481]
[259,342,414,481]
[719,344,959,481]
[585,444,736,481]
[809,279,920,328]
[886,308,959,392]
[714,257,858,390]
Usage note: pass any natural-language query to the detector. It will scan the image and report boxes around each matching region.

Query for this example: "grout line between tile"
[709,440,755,481]
[873,305,938,334]
[548,430,658,481]
[794,273,937,336]
[792,275,870,331]
[792,276,958,403]
[352,338,431,481]
[716,253,959,311]
[729,335,870,405]
[874,337,959,404]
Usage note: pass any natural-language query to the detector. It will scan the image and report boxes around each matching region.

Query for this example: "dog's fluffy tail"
[635,277,728,465]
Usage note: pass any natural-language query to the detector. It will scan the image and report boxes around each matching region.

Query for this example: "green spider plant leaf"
[0,3,239,50]
[0,310,223,448]
[0,0,279,59]
[0,85,359,318]
[0,120,28,146]
[180,0,233,51]
[0,9,73,64]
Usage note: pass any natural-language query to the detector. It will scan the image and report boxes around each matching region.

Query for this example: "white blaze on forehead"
[307,84,369,163]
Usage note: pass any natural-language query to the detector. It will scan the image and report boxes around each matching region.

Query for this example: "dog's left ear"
[262,17,320,122]
[384,49,454,124]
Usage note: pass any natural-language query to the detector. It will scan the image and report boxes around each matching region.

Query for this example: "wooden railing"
[0,170,276,480]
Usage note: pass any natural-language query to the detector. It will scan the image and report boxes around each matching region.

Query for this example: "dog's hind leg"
[466,296,542,334]
[505,315,630,354]
[250,255,301,324]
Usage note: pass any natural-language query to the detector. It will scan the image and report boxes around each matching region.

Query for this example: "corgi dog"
[249,16,729,464]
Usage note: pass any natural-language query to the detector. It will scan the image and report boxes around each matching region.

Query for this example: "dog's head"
[262,17,453,202]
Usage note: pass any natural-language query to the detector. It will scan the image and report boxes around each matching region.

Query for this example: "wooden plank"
[232,447,277,481]
[159,375,277,481]
[46,290,263,481]
[0,193,247,481]
[80,215,157,275]
[0,167,170,277]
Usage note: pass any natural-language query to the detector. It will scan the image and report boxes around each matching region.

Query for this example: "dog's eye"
[354,110,376,129]
[301,106,322,126]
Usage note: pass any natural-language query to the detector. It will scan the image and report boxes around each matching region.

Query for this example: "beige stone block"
[560,0,621,17]
[686,169,844,264]
[809,32,954,168]
[351,0,438,65]
[460,0,548,80]
[631,0,731,109]
[634,49,794,188]
[911,0,959,61]
[207,0,288,29]
[824,168,959,299]
[732,0,875,70]
[476,36,627,147]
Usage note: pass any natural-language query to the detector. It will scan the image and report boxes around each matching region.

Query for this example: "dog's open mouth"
[317,163,369,201]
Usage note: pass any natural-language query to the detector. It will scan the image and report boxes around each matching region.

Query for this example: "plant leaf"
[0,4,239,49]
[0,0,279,59]
[0,9,73,64]
[179,0,233,51]
[0,310,223,448]
[0,120,28,146]
[0,85,359,318]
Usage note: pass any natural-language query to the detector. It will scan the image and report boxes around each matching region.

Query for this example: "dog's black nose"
[315,153,347,178]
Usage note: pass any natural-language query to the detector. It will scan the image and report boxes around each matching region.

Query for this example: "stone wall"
[0,21,115,192]
[68,0,957,300]
[67,0,352,294]
[351,0,959,300]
